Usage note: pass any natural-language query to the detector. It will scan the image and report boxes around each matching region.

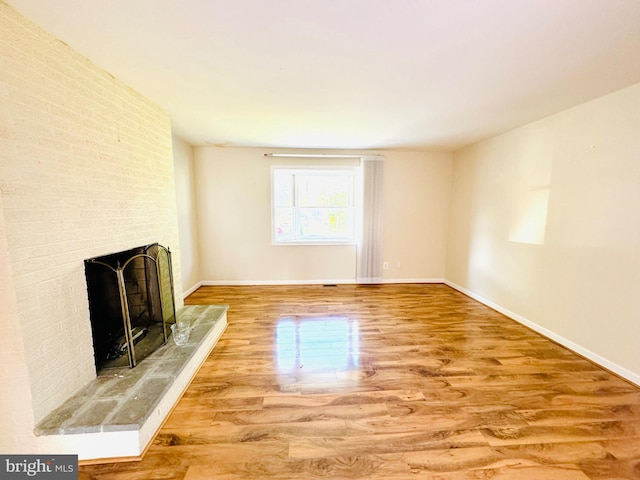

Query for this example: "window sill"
[272,240,357,246]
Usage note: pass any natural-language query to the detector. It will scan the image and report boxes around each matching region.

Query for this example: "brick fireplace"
[0,2,185,456]
[30,243,228,462]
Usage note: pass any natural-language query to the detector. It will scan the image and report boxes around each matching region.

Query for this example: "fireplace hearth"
[84,243,176,373]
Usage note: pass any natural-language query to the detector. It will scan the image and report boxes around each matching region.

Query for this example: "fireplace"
[84,243,176,373]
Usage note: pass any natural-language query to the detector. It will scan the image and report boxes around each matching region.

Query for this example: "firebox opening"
[84,243,176,374]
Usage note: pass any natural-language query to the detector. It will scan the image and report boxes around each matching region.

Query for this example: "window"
[272,167,357,244]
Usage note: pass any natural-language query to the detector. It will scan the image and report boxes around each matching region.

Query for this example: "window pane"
[274,207,294,241]
[273,171,294,207]
[272,167,356,244]
[298,208,353,239]
[297,174,351,207]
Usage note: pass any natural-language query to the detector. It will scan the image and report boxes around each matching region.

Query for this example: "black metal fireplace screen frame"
[85,243,177,372]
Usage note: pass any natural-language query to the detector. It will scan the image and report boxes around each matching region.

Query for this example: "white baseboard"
[201,279,357,286]
[183,281,203,298]
[199,278,444,287]
[444,280,640,387]
[381,278,444,284]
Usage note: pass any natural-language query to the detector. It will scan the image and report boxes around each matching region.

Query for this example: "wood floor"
[79,284,640,479]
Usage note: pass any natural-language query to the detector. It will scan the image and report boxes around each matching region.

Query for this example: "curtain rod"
[264,153,379,158]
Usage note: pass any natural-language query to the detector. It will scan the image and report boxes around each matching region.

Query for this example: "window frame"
[271,166,359,246]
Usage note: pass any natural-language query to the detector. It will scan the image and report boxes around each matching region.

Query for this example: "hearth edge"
[34,304,228,462]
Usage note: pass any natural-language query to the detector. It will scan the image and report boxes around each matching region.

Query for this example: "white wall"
[195,147,452,284]
[446,81,640,382]
[0,2,182,451]
[383,150,452,281]
[173,135,201,294]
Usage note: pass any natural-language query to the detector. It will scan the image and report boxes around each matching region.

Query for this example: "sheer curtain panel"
[357,156,384,283]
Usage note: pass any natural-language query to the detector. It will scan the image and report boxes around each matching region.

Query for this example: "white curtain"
[357,156,384,283]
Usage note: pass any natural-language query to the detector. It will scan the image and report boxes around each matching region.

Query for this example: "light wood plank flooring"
[79,284,640,479]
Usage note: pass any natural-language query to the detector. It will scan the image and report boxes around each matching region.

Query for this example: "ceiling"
[7,0,640,151]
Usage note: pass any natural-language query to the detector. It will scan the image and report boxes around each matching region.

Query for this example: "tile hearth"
[34,304,228,462]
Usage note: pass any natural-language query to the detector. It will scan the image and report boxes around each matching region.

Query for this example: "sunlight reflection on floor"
[275,316,360,373]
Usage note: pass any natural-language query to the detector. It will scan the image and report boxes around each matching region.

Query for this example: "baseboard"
[183,281,203,298]
[381,278,444,284]
[201,279,357,286]
[200,278,444,287]
[443,279,640,388]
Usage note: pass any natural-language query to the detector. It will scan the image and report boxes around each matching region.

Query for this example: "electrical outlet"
[383,262,389,270]
[396,261,401,269]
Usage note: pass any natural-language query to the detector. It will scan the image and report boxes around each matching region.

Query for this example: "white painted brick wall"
[0,192,37,453]
[0,1,184,450]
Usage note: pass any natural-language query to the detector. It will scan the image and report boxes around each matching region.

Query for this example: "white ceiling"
[7,0,640,151]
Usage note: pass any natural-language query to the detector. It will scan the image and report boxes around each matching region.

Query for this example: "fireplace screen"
[84,243,176,373]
